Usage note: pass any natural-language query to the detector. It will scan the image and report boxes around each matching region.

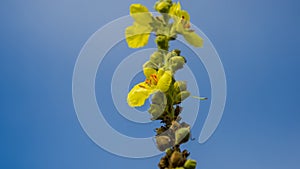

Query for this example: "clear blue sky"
[1,0,299,169]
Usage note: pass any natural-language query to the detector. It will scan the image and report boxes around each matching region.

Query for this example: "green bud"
[175,167,185,169]
[175,91,191,103]
[169,56,186,72]
[151,91,167,105]
[150,51,164,66]
[184,159,197,169]
[154,1,171,13]
[148,104,164,120]
[165,148,173,157]
[175,127,190,145]
[172,49,181,56]
[155,35,169,50]
[174,81,187,93]
[156,135,172,151]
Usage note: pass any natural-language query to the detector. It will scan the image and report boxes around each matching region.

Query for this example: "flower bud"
[184,159,197,169]
[155,35,168,50]
[171,49,181,56]
[156,135,172,151]
[175,127,190,145]
[148,104,164,120]
[165,148,173,157]
[174,81,187,93]
[175,91,191,103]
[150,51,164,66]
[158,156,169,169]
[154,1,171,13]
[170,151,184,168]
[169,56,186,72]
[151,91,167,105]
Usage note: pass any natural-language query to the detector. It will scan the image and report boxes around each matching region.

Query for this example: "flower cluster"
[125,0,204,169]
[125,0,203,49]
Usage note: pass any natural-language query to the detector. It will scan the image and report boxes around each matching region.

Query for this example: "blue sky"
[1,0,299,169]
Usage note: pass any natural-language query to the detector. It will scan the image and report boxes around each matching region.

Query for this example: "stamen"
[139,84,146,89]
[151,74,158,83]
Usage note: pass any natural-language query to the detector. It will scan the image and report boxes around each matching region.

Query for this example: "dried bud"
[158,156,169,169]
[170,151,184,168]
[175,127,190,145]
[184,159,197,169]
[165,148,173,157]
[156,127,167,135]
[170,121,180,131]
[156,135,172,151]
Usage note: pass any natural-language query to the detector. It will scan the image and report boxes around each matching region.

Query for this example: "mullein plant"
[125,0,206,168]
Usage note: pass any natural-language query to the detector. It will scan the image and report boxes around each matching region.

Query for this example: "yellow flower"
[125,4,153,48]
[169,2,203,47]
[127,68,173,107]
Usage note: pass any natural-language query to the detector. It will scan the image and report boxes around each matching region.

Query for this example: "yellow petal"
[157,68,165,79]
[130,4,153,26]
[183,31,204,47]
[169,2,181,18]
[157,71,172,92]
[143,68,157,79]
[125,23,151,48]
[127,82,153,107]
[180,10,190,21]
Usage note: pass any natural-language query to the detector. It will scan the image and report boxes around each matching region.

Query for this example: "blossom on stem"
[169,2,203,47]
[127,68,172,107]
[125,4,153,48]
